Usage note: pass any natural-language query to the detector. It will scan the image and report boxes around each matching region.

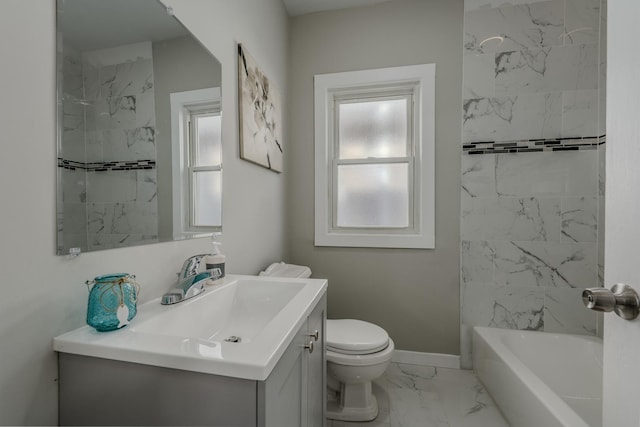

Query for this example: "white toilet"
[325,319,394,421]
[260,262,394,422]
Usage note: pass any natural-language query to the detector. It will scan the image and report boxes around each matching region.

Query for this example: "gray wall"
[288,0,464,355]
[152,36,222,240]
[157,0,290,276]
[0,0,288,424]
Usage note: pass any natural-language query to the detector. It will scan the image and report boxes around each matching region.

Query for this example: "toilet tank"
[259,262,312,278]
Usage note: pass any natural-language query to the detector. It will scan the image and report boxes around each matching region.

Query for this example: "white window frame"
[332,88,415,230]
[314,64,435,249]
[170,87,222,239]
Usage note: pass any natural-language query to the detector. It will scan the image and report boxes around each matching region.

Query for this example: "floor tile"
[327,362,508,427]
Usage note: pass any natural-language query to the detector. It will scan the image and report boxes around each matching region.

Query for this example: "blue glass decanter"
[86,273,140,332]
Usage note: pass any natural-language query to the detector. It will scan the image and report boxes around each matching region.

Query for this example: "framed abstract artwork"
[237,44,283,172]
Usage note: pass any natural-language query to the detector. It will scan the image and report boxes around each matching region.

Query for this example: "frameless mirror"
[56,0,222,254]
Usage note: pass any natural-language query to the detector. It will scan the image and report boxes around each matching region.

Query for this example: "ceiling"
[283,0,394,16]
[60,0,188,52]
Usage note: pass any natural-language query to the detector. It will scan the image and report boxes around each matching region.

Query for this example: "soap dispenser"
[204,233,225,285]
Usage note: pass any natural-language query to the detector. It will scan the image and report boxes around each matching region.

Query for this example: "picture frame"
[237,43,283,172]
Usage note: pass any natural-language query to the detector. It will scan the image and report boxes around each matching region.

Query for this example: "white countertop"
[54,274,327,381]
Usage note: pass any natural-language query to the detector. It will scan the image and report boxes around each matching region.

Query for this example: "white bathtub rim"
[474,326,594,426]
[474,326,599,427]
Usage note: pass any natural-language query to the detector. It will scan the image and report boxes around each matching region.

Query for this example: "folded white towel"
[259,262,312,278]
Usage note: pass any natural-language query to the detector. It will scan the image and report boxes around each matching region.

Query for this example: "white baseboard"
[391,350,460,369]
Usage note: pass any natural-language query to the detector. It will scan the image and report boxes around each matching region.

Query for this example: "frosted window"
[338,99,407,160]
[193,114,221,166]
[336,163,409,228]
[314,63,435,248]
[193,170,222,227]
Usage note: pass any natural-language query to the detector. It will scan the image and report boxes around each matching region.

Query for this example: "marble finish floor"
[328,362,508,427]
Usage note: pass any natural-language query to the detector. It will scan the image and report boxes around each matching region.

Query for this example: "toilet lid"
[326,319,389,355]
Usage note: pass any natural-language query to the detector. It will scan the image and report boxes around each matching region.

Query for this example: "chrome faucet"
[161,254,211,305]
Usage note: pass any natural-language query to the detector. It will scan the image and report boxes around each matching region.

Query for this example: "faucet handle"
[179,254,209,279]
[161,292,183,305]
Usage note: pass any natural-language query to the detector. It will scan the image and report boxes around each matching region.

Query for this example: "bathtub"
[473,327,603,427]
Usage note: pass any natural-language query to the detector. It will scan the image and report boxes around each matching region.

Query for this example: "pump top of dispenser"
[211,232,223,254]
[205,232,225,285]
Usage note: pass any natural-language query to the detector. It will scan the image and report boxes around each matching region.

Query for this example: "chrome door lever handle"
[582,283,640,320]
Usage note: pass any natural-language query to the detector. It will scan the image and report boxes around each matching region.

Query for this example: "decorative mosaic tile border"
[463,135,606,155]
[57,158,156,171]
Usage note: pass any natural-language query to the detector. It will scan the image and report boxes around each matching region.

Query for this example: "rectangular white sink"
[134,279,305,342]
[54,274,327,380]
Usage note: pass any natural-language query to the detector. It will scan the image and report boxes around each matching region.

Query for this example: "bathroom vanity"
[54,275,327,426]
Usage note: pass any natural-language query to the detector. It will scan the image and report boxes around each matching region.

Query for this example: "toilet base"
[327,397,379,422]
[326,382,379,422]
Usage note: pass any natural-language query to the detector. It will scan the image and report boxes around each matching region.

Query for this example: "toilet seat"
[326,319,389,355]
[327,338,395,366]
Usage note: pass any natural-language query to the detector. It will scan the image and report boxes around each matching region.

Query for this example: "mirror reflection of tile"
[57,0,222,254]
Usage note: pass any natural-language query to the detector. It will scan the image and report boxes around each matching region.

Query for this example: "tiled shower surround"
[58,42,159,253]
[460,0,607,368]
[58,45,88,252]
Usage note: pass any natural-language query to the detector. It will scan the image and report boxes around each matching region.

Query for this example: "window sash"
[188,111,221,168]
[189,167,222,228]
[333,91,414,160]
[331,158,415,231]
[329,89,417,232]
[187,109,222,229]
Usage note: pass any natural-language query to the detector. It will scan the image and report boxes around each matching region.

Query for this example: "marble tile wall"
[58,42,159,253]
[460,0,606,367]
[83,43,157,164]
[82,43,158,249]
[86,170,158,250]
[58,45,88,253]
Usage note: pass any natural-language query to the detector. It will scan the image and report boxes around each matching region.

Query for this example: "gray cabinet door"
[259,324,306,427]
[59,354,257,426]
[306,297,326,427]
[258,294,327,427]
